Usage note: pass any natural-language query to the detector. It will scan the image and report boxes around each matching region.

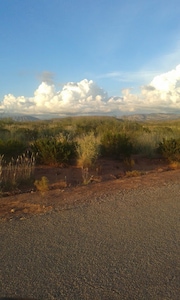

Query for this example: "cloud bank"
[1,65,180,118]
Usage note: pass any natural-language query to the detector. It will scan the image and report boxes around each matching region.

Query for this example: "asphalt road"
[0,182,180,299]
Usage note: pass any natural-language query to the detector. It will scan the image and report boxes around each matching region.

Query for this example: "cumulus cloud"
[150,65,180,91]
[1,65,180,118]
[0,79,109,117]
[140,65,180,110]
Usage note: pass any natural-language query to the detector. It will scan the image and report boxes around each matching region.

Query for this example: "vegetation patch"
[158,138,180,162]
[76,132,100,168]
[31,138,76,165]
[34,176,49,193]
[125,170,144,177]
[0,116,180,195]
[0,152,35,192]
[100,132,133,159]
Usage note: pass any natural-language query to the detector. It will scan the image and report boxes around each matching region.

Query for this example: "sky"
[1,0,180,118]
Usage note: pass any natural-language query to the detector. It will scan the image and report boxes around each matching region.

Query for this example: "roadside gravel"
[0,178,180,299]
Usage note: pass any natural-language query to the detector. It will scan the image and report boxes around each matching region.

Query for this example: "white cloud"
[150,65,180,91]
[140,64,180,111]
[0,79,109,117]
[1,65,180,118]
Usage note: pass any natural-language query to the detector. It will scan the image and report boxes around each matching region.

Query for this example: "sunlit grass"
[76,132,100,168]
[0,152,35,191]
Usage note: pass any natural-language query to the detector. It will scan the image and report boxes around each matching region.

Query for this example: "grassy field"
[0,116,180,191]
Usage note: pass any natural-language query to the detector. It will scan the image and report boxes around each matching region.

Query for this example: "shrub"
[0,139,27,160]
[76,132,100,168]
[34,176,49,193]
[100,132,133,159]
[158,138,180,162]
[57,140,77,163]
[32,138,76,165]
[32,138,58,165]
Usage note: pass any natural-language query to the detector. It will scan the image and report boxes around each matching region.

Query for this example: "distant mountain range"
[121,113,180,122]
[0,114,40,122]
[0,113,180,122]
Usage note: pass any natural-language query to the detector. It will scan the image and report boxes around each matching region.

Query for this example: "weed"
[81,167,93,185]
[34,176,49,193]
[125,170,143,177]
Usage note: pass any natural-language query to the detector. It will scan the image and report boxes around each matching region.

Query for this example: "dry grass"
[34,176,49,193]
[168,161,180,170]
[125,170,144,177]
[76,133,100,168]
[81,167,94,185]
[50,179,68,189]
[0,152,35,191]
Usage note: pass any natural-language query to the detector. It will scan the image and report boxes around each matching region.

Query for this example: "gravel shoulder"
[0,170,180,299]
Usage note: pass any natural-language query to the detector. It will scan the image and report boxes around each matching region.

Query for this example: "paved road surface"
[0,182,180,299]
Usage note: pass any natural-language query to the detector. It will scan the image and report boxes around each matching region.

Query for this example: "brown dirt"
[0,156,179,222]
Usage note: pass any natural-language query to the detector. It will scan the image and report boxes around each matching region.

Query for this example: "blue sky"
[1,0,180,117]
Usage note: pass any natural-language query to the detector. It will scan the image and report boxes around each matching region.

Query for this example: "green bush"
[14,128,38,141]
[32,138,76,165]
[0,139,27,160]
[158,138,180,162]
[100,132,133,159]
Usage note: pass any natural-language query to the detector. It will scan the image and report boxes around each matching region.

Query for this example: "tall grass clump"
[132,131,162,157]
[76,132,100,168]
[0,152,35,191]
[133,124,180,158]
